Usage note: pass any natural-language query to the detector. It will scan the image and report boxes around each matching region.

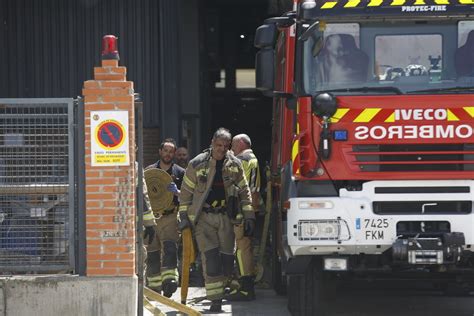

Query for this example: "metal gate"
[0,99,75,273]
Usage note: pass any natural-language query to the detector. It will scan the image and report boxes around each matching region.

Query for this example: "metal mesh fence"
[0,99,74,273]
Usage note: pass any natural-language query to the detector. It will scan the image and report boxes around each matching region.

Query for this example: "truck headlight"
[298,219,351,241]
[300,222,319,238]
[298,201,334,209]
[318,222,339,238]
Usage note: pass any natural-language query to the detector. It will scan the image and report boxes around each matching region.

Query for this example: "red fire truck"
[255,0,474,314]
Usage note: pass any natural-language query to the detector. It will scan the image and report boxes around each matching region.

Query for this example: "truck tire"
[442,282,471,297]
[271,245,287,295]
[287,259,333,316]
[271,207,287,295]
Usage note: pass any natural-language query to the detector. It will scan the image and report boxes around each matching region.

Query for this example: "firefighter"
[138,157,156,276]
[227,133,260,301]
[144,138,185,298]
[142,168,156,263]
[178,128,254,312]
[175,146,190,169]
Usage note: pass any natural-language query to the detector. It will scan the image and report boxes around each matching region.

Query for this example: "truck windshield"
[302,20,474,95]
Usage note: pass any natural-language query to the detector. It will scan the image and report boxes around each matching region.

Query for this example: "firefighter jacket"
[179,149,254,224]
[142,175,156,227]
[236,149,260,194]
[135,161,156,227]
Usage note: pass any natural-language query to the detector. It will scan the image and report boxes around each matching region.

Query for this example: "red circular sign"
[96,121,124,149]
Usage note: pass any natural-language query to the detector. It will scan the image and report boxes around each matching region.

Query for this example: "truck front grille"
[373,201,472,215]
[374,186,470,194]
[350,143,474,172]
[396,221,451,237]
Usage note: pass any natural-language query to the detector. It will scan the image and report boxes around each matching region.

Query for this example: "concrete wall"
[0,275,137,316]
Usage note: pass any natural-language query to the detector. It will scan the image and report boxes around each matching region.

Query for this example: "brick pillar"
[82,59,136,276]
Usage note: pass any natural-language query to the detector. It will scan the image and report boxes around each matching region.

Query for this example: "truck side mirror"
[254,16,294,97]
[256,48,275,96]
[255,24,277,95]
[255,24,277,49]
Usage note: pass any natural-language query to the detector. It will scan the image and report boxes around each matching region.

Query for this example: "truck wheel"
[287,259,333,316]
[442,282,471,297]
[271,248,287,295]
[271,208,287,295]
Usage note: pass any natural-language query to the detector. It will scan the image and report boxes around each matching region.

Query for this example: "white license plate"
[355,218,394,242]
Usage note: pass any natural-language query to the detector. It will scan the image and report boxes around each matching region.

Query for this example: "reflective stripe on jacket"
[179,149,254,224]
[136,161,156,227]
[236,149,260,193]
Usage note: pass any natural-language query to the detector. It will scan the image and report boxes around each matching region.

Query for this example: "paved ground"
[146,287,289,316]
[328,287,474,316]
[146,284,474,316]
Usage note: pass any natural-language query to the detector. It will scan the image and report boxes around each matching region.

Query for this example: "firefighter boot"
[162,279,178,298]
[146,251,162,293]
[209,299,223,313]
[225,276,256,301]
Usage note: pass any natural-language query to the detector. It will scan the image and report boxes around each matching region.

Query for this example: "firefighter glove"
[167,182,179,195]
[243,218,256,237]
[144,225,155,244]
[178,211,192,231]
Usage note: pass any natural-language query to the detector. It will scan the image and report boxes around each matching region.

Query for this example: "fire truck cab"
[255,0,474,314]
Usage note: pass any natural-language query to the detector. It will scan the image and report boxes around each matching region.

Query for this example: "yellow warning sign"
[91,111,130,166]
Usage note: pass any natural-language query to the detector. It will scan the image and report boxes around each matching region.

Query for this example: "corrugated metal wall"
[0,0,171,128]
[157,0,180,140]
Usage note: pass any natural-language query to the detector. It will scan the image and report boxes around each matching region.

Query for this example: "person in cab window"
[455,30,474,77]
[317,34,369,84]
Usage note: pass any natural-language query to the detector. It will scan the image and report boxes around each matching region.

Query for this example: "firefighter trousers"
[234,223,255,277]
[194,211,235,300]
[145,210,179,289]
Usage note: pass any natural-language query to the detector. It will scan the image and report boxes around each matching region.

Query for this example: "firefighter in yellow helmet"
[178,128,254,312]
[227,133,260,301]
